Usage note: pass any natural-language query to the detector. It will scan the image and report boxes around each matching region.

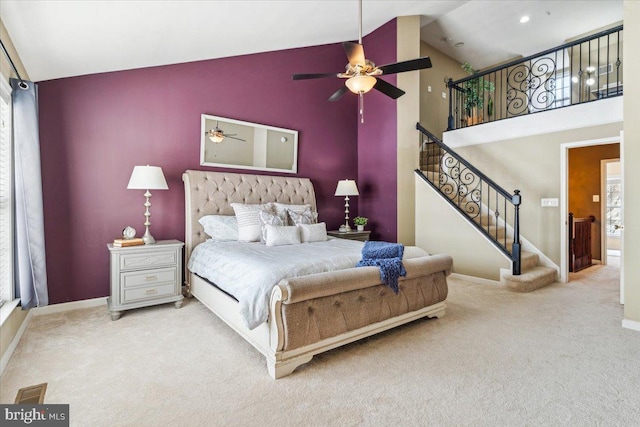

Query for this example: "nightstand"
[107,239,184,320]
[327,230,371,242]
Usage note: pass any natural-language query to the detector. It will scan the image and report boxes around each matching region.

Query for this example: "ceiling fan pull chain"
[359,92,365,123]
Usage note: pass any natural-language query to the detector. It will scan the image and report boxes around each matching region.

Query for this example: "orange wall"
[568,143,620,260]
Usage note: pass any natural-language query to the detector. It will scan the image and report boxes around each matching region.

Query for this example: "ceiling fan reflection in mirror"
[293,0,432,123]
[204,121,246,143]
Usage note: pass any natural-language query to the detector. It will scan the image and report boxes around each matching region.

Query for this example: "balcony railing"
[447,25,623,130]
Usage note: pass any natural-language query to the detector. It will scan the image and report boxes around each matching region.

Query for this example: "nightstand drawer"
[119,250,177,271]
[122,267,177,288]
[123,283,176,303]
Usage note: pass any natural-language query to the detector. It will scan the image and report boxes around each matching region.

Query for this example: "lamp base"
[338,224,352,233]
[142,229,156,244]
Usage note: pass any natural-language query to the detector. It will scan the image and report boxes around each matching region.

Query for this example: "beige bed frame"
[183,170,452,378]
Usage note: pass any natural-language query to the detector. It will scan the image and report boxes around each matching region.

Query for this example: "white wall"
[622,0,640,328]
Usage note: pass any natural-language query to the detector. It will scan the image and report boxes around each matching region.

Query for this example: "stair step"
[501,266,556,292]
[520,251,539,271]
[472,214,496,226]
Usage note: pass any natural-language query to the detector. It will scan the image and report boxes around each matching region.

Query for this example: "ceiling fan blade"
[343,41,365,67]
[373,78,405,99]
[328,86,349,102]
[293,73,339,80]
[378,57,432,75]
[227,136,246,142]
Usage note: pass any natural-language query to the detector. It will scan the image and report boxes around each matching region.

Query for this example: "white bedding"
[188,238,428,330]
[188,238,364,329]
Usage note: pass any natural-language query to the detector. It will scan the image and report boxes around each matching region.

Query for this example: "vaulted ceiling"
[1,0,623,82]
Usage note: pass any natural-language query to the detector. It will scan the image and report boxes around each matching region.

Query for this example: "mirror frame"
[200,114,299,174]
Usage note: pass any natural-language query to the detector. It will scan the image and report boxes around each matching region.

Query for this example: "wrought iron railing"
[447,25,623,130]
[416,123,521,274]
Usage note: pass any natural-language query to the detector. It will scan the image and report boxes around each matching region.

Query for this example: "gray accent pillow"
[259,209,285,242]
[287,208,318,226]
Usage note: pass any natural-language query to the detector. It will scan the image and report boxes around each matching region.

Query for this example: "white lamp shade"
[335,179,359,196]
[345,75,377,94]
[127,165,169,190]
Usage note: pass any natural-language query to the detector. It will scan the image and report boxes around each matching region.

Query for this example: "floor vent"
[14,383,47,404]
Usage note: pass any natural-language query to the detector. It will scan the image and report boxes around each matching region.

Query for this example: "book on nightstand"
[113,238,144,247]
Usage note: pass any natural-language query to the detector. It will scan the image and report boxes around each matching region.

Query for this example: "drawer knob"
[144,276,157,281]
[144,289,158,295]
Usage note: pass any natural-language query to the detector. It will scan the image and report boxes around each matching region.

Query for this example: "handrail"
[416,123,521,274]
[447,25,623,130]
[451,25,623,85]
[417,123,513,201]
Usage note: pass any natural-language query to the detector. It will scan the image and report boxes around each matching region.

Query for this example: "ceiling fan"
[293,0,432,122]
[204,121,246,143]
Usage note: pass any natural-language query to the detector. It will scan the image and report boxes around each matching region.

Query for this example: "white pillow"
[265,225,301,247]
[198,215,238,241]
[231,203,275,242]
[298,222,327,243]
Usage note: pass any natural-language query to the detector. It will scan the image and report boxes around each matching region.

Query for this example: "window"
[606,177,622,235]
[0,77,12,307]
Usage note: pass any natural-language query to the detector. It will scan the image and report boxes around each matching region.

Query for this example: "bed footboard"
[267,254,452,378]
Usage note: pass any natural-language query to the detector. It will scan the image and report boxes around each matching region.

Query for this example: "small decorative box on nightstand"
[327,230,371,242]
[107,239,184,320]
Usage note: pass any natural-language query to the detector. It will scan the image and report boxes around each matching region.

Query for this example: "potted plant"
[353,216,368,231]
[461,62,495,125]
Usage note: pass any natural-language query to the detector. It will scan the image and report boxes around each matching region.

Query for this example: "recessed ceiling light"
[520,16,530,23]
[455,42,464,48]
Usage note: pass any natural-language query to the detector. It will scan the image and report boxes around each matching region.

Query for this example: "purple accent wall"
[38,44,358,303]
[357,19,398,242]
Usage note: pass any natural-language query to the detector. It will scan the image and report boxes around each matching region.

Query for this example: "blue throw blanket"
[356,241,406,294]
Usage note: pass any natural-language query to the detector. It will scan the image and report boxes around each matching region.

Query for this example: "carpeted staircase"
[420,144,556,292]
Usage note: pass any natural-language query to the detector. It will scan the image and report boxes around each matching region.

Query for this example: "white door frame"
[559,135,621,283]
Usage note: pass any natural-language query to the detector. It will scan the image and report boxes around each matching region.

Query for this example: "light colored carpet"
[1,265,639,426]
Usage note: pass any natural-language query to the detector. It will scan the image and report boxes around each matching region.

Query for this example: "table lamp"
[335,179,359,232]
[127,165,168,244]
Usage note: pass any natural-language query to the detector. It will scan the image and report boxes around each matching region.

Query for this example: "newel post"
[447,78,454,131]
[512,190,522,275]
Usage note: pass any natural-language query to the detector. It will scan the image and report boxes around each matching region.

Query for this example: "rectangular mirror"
[200,114,298,174]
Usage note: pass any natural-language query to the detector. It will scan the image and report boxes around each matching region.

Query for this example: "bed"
[183,170,452,378]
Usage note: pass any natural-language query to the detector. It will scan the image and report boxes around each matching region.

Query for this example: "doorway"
[560,135,623,284]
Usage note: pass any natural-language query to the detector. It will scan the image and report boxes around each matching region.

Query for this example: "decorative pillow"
[265,225,301,247]
[298,222,327,243]
[198,215,238,241]
[259,209,285,242]
[287,207,318,226]
[274,203,313,225]
[231,203,275,242]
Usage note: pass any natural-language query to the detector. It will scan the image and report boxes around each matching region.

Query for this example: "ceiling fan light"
[345,74,377,94]
[207,132,225,143]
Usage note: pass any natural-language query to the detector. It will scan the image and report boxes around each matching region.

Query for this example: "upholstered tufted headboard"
[182,170,317,262]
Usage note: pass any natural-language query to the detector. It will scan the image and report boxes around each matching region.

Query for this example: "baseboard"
[0,310,33,376]
[33,297,108,316]
[622,319,640,332]
[449,273,501,286]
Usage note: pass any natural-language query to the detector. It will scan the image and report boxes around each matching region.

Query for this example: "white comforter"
[188,238,365,329]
